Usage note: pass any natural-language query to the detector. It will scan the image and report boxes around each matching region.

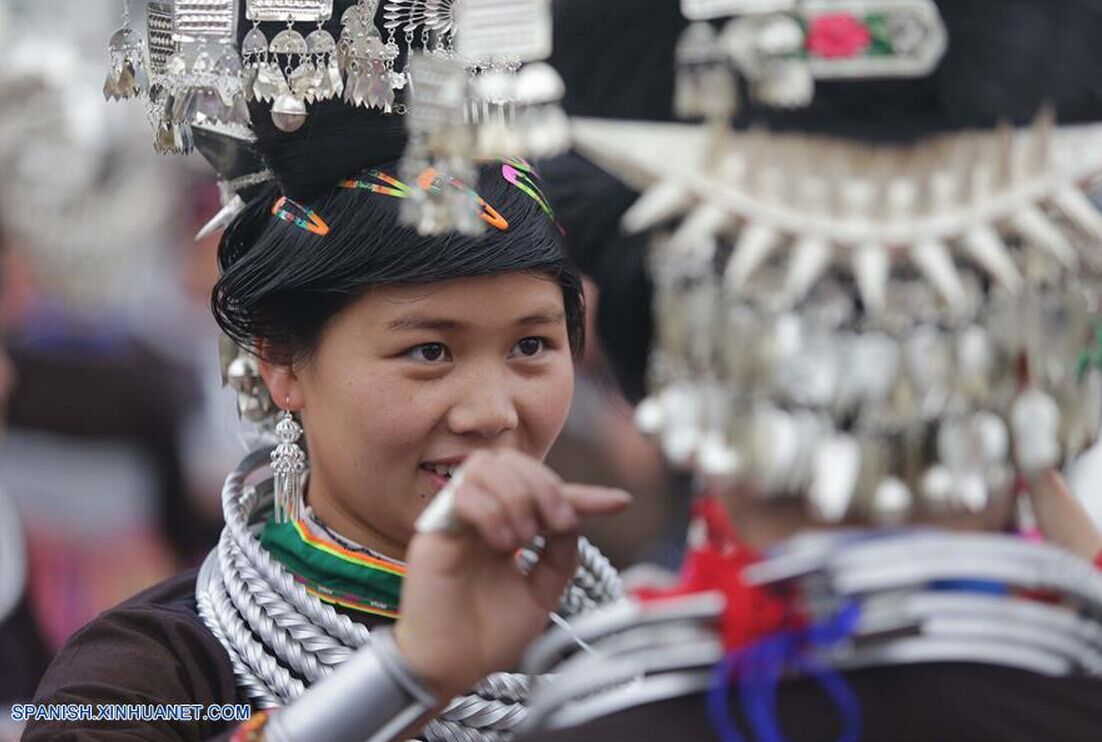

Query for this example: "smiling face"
[261,272,576,558]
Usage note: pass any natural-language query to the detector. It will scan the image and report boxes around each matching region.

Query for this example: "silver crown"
[108,0,570,238]
[574,110,1102,524]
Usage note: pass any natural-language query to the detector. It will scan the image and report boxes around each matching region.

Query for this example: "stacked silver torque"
[197,449,623,741]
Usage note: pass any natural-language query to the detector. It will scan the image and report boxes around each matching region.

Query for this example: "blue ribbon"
[707,601,862,742]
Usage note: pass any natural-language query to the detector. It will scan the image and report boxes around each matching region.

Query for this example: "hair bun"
[246,100,408,202]
[236,0,409,202]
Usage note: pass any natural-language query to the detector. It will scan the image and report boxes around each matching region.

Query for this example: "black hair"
[233,0,410,203]
[212,159,584,366]
[540,152,652,403]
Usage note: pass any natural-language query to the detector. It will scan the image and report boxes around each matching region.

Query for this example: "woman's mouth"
[419,462,461,490]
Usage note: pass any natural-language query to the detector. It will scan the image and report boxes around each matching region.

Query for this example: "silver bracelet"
[265,626,439,742]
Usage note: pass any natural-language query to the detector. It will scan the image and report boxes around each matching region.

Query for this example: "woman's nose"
[446,366,520,439]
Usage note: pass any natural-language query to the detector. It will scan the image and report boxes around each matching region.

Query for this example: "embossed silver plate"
[174,0,238,42]
[456,0,551,63]
[147,2,176,73]
[245,0,334,23]
[681,0,794,21]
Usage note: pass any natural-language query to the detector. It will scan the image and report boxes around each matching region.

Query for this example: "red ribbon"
[634,497,799,650]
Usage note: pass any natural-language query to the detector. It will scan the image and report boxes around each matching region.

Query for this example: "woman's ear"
[256,341,305,411]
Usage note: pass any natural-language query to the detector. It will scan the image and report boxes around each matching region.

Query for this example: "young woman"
[25,5,630,733]
[23,148,630,740]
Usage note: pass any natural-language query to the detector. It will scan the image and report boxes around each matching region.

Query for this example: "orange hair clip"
[271,196,330,236]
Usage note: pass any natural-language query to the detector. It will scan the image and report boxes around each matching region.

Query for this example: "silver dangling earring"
[271,404,305,523]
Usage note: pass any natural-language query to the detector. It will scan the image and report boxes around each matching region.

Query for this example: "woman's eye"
[407,343,451,363]
[512,337,545,358]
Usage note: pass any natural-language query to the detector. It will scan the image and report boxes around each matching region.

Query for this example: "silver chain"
[197,448,623,740]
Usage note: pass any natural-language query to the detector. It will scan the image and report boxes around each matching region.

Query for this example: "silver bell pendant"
[271,93,308,132]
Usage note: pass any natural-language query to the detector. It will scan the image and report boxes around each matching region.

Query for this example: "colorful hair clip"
[341,168,511,232]
[501,159,556,222]
[339,169,415,199]
[271,196,330,236]
[503,158,563,234]
[416,168,510,232]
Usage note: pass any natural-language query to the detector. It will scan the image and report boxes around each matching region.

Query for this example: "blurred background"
[0,0,682,727]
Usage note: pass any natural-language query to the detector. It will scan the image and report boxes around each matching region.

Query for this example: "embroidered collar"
[261,509,406,620]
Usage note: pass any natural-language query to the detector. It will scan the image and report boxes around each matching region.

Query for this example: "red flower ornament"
[806,13,871,59]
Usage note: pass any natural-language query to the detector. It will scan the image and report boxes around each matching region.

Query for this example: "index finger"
[562,484,633,517]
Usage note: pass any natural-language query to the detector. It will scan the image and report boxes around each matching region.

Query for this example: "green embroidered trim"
[261,518,404,618]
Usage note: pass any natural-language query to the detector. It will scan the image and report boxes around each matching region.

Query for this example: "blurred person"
[25,2,631,741]
[131,177,255,554]
[515,1,1102,740]
[0,34,197,650]
[0,221,49,740]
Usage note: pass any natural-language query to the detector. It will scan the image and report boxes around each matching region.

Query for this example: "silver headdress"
[558,0,1102,527]
[1,24,173,313]
[516,4,1102,732]
[576,112,1102,524]
[106,0,568,236]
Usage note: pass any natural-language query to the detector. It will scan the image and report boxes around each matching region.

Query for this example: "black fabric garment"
[521,662,1102,742]
[23,569,241,741]
[540,151,653,403]
[0,595,50,704]
[26,566,396,741]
